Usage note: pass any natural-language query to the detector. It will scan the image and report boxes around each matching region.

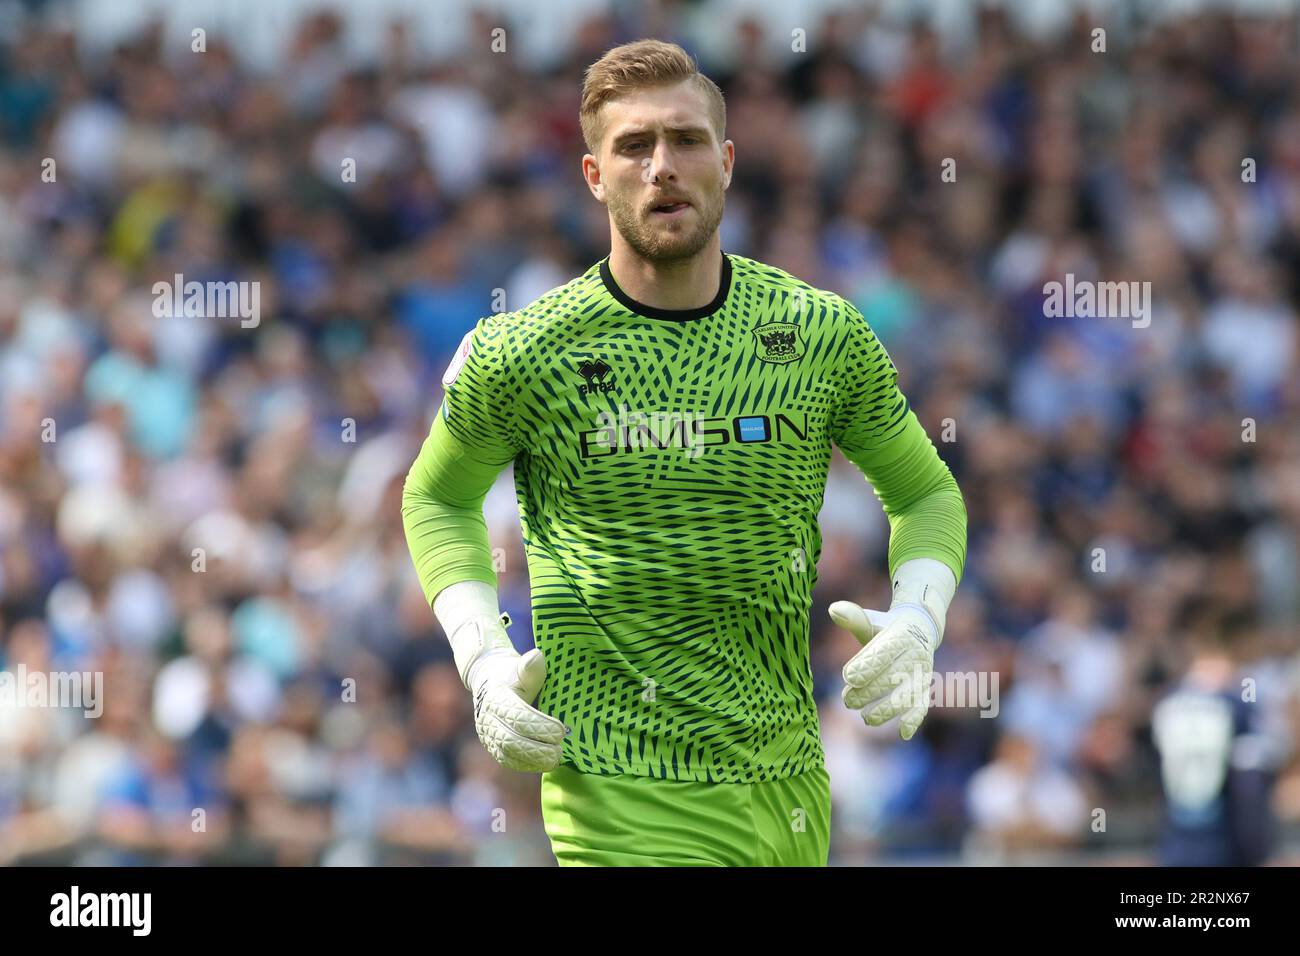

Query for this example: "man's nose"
[645,141,678,183]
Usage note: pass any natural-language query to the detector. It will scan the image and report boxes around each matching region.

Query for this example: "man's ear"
[583,153,605,202]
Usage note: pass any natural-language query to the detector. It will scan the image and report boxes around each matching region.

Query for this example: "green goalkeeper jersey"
[403,251,966,783]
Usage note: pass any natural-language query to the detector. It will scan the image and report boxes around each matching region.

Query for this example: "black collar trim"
[599,252,732,322]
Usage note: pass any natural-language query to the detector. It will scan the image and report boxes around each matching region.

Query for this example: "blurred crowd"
[2,0,1299,866]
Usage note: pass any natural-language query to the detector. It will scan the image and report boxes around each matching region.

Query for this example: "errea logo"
[577,359,616,395]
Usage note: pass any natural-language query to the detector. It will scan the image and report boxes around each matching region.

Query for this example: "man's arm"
[827,299,968,739]
[402,409,507,607]
[843,413,967,580]
[828,299,967,587]
[400,320,565,772]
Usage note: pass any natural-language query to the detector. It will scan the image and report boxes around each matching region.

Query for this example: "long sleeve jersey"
[403,251,966,783]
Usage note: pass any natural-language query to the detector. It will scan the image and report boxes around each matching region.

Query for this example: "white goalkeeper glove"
[434,580,566,772]
[830,558,957,741]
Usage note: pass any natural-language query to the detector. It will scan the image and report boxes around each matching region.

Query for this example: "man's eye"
[680,136,700,145]
[623,142,647,152]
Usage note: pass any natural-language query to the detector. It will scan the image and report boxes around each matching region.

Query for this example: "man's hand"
[457,616,567,772]
[829,601,939,741]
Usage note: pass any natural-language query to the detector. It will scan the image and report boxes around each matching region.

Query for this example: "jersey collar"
[599,251,732,322]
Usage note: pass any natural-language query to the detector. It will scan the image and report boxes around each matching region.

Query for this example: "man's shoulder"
[471,262,606,343]
[726,253,860,324]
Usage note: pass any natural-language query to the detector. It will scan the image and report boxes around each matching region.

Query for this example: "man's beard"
[607,186,725,263]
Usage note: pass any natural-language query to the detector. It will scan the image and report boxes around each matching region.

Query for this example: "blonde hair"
[580,39,726,155]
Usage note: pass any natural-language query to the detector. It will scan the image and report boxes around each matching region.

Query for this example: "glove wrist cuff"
[433,580,516,689]
[450,614,516,690]
[889,558,958,649]
[890,602,941,653]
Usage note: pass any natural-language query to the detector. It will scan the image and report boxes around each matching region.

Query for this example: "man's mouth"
[650,201,691,217]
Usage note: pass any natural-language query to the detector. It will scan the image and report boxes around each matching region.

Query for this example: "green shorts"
[540,763,831,867]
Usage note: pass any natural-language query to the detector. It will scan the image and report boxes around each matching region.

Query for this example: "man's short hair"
[580,39,726,155]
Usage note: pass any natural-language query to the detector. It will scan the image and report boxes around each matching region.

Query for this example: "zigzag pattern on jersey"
[443,254,904,782]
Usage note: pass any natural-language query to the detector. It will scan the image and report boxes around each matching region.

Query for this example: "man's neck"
[607,238,723,311]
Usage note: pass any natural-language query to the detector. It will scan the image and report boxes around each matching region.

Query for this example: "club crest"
[752,322,805,364]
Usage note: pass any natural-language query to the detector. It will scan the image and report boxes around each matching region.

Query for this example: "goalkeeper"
[402,39,966,867]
